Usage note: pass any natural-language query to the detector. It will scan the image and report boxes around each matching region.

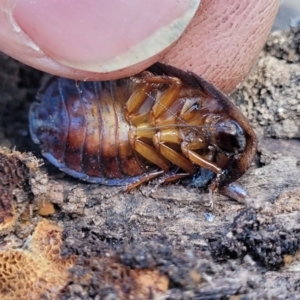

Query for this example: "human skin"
[0,0,279,93]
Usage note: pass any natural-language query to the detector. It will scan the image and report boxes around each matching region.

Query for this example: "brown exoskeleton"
[29,63,257,202]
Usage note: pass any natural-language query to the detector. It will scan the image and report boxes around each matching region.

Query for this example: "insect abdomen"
[30,77,145,184]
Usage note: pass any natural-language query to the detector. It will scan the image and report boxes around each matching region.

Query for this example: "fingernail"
[13,0,200,73]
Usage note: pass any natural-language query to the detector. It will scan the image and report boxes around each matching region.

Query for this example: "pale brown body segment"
[29,63,257,201]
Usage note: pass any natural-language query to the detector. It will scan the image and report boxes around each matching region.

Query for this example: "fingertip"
[161,0,280,93]
[13,0,200,74]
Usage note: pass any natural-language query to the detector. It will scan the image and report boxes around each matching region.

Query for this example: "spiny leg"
[151,129,220,206]
[161,172,190,183]
[144,76,182,120]
[125,170,164,192]
[180,140,223,209]
[142,170,190,197]
[124,74,182,125]
[152,129,196,174]
[124,81,153,126]
[181,141,222,174]
[152,128,222,178]
[128,130,170,171]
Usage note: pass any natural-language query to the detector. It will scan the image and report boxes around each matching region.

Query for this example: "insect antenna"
[139,124,219,131]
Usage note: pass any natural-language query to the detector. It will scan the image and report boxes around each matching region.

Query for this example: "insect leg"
[124,82,153,125]
[145,76,182,120]
[125,75,183,124]
[125,170,165,191]
[162,173,190,183]
[152,130,196,174]
[128,130,171,171]
[181,141,222,174]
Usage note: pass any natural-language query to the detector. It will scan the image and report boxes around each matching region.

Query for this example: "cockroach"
[29,63,257,202]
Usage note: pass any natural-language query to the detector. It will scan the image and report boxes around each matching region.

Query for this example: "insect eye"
[214,120,246,153]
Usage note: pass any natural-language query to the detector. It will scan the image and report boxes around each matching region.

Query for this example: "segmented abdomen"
[29,77,146,185]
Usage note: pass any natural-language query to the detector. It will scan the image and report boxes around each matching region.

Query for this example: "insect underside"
[29,63,257,202]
